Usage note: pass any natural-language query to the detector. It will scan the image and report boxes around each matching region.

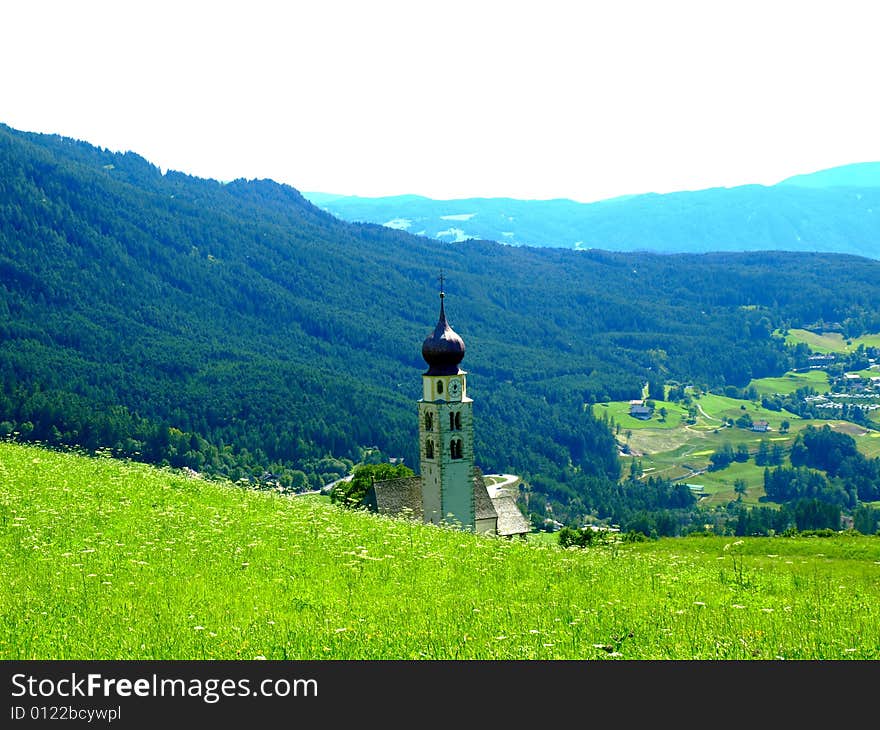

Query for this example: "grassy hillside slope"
[2,442,878,660]
[784,329,880,354]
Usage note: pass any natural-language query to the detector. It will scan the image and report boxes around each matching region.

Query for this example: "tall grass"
[2,442,879,659]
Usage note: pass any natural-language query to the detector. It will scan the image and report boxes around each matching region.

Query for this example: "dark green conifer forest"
[2,123,880,527]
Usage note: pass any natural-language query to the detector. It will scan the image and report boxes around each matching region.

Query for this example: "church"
[365,286,530,538]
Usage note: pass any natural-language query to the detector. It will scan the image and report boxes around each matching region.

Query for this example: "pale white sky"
[2,0,878,202]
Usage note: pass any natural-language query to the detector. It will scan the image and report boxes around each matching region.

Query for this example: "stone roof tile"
[491,495,531,536]
[368,477,424,520]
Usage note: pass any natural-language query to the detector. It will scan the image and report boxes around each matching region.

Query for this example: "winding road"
[695,403,723,423]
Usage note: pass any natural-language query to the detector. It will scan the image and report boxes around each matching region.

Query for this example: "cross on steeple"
[439,271,445,298]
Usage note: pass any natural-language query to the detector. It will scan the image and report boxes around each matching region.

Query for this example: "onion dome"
[422,290,465,375]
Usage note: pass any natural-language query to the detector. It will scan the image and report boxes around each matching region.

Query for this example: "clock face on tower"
[447,377,462,400]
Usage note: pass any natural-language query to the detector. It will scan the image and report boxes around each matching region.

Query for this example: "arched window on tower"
[450,439,463,460]
[425,412,433,431]
[437,381,443,394]
[455,411,462,430]
[449,411,462,431]
[425,438,434,459]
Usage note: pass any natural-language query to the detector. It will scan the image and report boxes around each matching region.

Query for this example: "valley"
[596,364,880,508]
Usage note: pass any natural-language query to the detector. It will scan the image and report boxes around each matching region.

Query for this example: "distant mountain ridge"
[304,162,880,257]
[778,161,880,189]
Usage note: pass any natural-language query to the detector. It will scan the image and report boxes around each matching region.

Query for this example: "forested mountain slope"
[2,122,880,524]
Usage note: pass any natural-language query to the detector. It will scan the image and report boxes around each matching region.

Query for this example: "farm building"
[630,404,653,420]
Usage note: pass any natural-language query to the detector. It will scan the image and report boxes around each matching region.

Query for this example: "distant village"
[799,350,880,418]
[626,348,880,427]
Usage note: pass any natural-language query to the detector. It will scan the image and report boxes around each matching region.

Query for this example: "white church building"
[365,286,530,538]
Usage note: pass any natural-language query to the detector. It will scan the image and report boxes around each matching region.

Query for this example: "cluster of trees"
[745,426,880,530]
[708,444,738,470]
[328,462,415,507]
[557,525,650,547]
[725,501,880,537]
[557,526,606,548]
[579,500,880,540]
[558,501,878,544]
[726,500,843,535]
[789,425,880,501]
[701,426,880,537]
[763,466,853,508]
[3,124,880,524]
[708,439,786,471]
[527,472,698,535]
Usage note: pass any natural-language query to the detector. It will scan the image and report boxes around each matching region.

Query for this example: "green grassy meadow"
[628,414,878,503]
[695,393,789,427]
[600,377,880,502]
[3,441,880,660]
[783,329,880,354]
[685,461,770,504]
[614,391,804,487]
[748,370,830,396]
[859,430,880,459]
[592,400,689,431]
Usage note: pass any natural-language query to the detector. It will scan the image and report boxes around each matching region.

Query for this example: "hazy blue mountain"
[304,162,880,257]
[779,161,880,189]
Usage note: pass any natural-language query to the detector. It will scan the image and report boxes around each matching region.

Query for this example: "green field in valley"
[3,441,880,660]
[846,369,880,381]
[858,430,880,459]
[688,459,786,505]
[592,400,689,431]
[748,370,830,396]
[853,333,880,349]
[695,393,797,427]
[599,382,879,503]
[783,329,880,354]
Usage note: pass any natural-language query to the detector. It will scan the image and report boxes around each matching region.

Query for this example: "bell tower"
[418,280,475,528]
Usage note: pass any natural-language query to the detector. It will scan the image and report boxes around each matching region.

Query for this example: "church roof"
[491,495,531,537]
[366,477,424,520]
[473,469,498,522]
[422,291,465,376]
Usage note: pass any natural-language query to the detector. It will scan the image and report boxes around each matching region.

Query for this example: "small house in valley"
[630,404,653,420]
